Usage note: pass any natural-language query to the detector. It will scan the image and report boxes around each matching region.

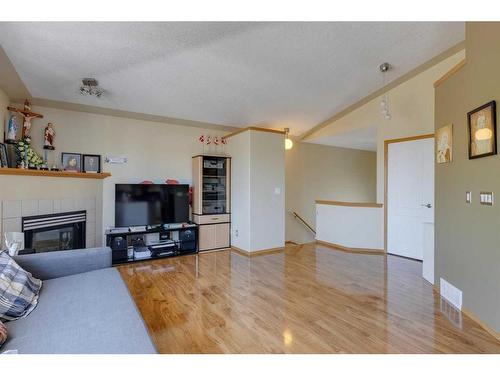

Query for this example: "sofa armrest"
[13,247,112,280]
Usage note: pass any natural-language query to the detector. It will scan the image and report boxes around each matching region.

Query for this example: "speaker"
[179,229,196,252]
[111,236,127,262]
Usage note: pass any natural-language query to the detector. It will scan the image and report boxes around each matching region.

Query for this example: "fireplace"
[22,211,86,253]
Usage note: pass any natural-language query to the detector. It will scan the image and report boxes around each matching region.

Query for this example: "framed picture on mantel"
[468,100,497,159]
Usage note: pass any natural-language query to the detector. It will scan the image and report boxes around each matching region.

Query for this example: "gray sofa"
[3,247,156,354]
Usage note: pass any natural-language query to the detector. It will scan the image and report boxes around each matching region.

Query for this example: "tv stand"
[105,223,198,265]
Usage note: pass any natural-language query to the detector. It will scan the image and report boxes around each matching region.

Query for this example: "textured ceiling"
[308,126,378,151]
[0,22,464,135]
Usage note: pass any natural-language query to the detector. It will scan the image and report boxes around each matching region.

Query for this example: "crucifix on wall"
[7,99,44,141]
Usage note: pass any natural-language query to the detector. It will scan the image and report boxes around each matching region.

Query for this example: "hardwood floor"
[118,243,500,353]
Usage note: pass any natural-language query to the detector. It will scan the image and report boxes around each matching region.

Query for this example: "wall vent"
[440,278,463,310]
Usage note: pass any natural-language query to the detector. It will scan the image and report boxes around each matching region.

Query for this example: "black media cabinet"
[106,224,198,265]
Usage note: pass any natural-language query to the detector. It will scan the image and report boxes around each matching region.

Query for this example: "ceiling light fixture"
[284,128,293,150]
[80,78,104,98]
[379,62,391,120]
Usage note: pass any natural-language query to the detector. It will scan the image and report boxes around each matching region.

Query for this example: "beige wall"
[285,142,376,244]
[435,22,500,333]
[228,130,285,252]
[10,105,228,241]
[250,130,285,250]
[227,131,251,250]
[306,50,465,203]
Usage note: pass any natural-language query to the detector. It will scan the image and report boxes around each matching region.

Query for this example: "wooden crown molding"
[433,59,466,88]
[222,126,286,139]
[301,41,466,141]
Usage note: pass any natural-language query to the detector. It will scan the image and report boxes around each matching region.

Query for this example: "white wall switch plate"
[274,187,281,195]
[466,191,472,204]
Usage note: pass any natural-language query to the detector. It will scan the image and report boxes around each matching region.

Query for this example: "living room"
[2,2,500,374]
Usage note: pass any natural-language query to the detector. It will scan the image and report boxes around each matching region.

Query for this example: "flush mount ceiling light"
[379,62,392,120]
[284,128,293,150]
[80,78,104,98]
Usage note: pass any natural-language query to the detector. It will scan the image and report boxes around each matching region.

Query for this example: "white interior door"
[387,138,434,260]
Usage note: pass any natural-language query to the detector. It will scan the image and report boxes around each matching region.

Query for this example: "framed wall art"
[468,101,497,159]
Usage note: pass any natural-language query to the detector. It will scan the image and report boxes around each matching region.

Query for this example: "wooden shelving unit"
[0,168,111,179]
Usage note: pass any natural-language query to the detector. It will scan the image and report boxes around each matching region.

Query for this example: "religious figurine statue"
[43,122,55,150]
[5,114,19,143]
[7,99,43,142]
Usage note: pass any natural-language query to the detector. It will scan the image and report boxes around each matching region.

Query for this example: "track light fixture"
[80,78,104,98]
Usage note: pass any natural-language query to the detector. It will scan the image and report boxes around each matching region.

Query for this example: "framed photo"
[436,124,453,164]
[0,143,9,168]
[82,154,101,173]
[468,101,497,159]
[61,152,82,172]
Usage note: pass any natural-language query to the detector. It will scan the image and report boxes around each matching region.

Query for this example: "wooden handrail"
[292,211,316,235]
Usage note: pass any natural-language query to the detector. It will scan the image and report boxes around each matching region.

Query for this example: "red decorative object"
[198,135,205,143]
[221,137,227,145]
[165,179,179,184]
[206,135,212,145]
[140,180,154,184]
[214,136,219,145]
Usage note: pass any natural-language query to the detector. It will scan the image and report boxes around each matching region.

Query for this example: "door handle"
[421,203,432,208]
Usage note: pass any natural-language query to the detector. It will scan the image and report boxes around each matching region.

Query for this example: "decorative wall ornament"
[6,115,19,143]
[43,123,56,150]
[436,124,453,164]
[7,100,44,141]
[198,133,227,155]
[467,100,497,159]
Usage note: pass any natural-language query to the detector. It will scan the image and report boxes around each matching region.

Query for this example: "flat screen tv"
[115,184,189,227]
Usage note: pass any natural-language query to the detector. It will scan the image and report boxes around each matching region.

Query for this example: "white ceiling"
[309,126,378,151]
[0,22,464,135]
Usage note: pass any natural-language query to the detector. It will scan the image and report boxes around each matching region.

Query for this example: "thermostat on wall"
[105,156,127,164]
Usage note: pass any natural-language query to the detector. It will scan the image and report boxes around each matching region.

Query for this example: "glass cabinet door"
[202,157,227,214]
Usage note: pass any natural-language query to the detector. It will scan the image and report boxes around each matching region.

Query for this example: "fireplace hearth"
[22,211,86,253]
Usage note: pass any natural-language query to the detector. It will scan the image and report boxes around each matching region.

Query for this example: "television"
[115,184,189,227]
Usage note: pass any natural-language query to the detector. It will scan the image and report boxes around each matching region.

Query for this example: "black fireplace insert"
[22,211,86,253]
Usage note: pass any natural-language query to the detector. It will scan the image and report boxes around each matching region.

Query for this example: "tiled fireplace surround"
[1,197,99,251]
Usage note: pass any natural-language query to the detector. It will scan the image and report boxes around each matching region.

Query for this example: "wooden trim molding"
[0,168,111,179]
[231,246,285,257]
[316,240,385,255]
[462,308,500,343]
[222,126,286,139]
[383,133,435,252]
[433,59,466,88]
[315,199,383,208]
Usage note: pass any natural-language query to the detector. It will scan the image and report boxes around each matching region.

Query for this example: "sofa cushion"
[0,251,42,322]
[3,267,156,354]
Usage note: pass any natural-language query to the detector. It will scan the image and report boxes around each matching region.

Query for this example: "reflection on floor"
[118,243,500,353]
